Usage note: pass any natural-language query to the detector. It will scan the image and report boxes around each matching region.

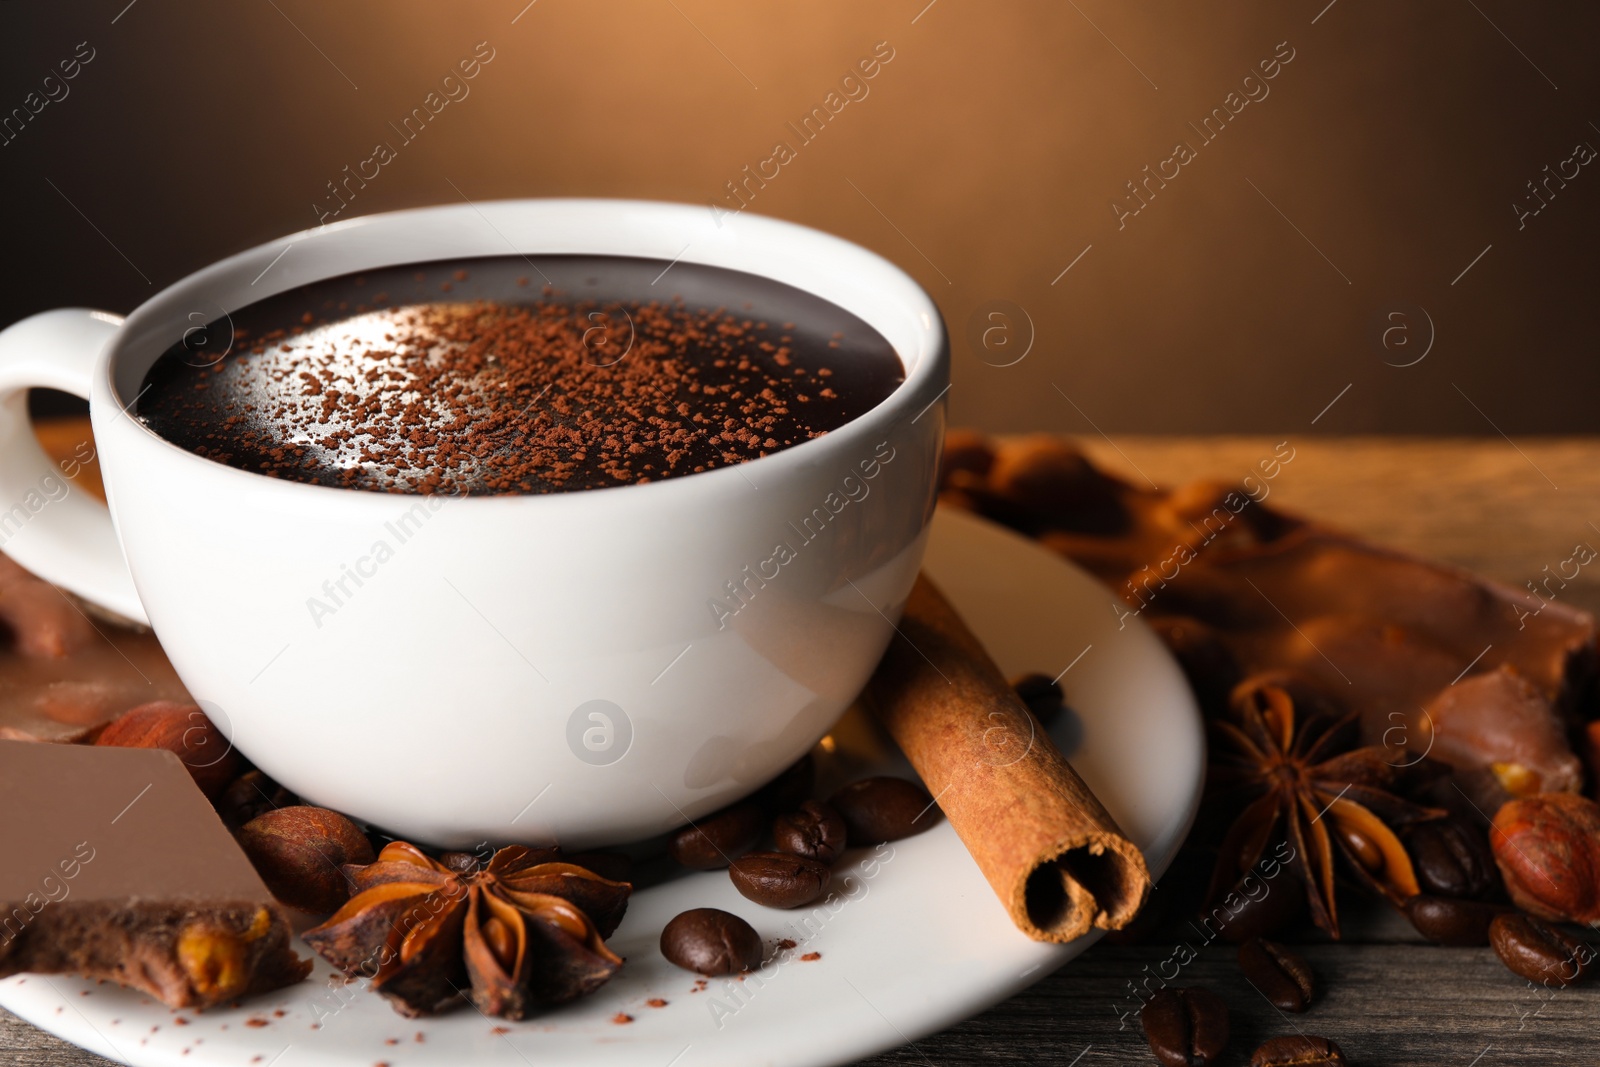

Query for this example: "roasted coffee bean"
[1212,873,1307,944]
[1140,987,1229,1067]
[668,801,766,870]
[754,754,815,814]
[1011,672,1066,726]
[1403,894,1510,946]
[1237,937,1314,1012]
[828,776,939,844]
[773,800,847,864]
[660,908,763,976]
[1250,1035,1345,1067]
[728,851,831,909]
[1489,912,1597,987]
[1405,817,1499,900]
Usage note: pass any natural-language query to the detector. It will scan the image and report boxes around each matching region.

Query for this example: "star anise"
[1206,675,1445,937]
[303,841,631,1018]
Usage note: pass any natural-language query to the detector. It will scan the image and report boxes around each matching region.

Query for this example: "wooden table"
[6,437,1598,1066]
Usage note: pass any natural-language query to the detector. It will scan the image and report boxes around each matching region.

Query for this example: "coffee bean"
[1405,817,1499,900]
[1237,937,1314,1012]
[828,777,939,844]
[1140,987,1229,1067]
[754,754,815,814]
[773,800,847,864]
[1250,1035,1345,1067]
[660,908,763,976]
[1403,894,1510,946]
[1212,873,1307,944]
[668,801,765,870]
[728,851,831,909]
[1011,672,1066,726]
[1489,912,1597,987]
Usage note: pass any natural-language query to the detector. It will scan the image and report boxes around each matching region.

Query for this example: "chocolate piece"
[946,434,1597,813]
[1422,667,1583,806]
[0,553,189,744]
[0,740,310,1007]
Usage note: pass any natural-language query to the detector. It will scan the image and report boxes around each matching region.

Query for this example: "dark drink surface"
[136,255,904,495]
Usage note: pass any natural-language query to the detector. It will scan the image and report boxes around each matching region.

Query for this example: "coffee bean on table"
[668,801,766,870]
[1489,912,1597,986]
[754,754,815,814]
[1237,937,1314,1012]
[828,776,939,844]
[1140,987,1229,1067]
[728,851,832,909]
[1250,1035,1345,1067]
[773,800,847,864]
[1011,672,1066,726]
[660,909,763,976]
[1405,817,1499,899]
[1403,894,1510,946]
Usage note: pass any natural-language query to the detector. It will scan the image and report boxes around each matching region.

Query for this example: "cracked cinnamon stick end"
[864,574,1150,942]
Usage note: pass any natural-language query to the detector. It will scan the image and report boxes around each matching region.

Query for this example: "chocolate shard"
[949,433,1597,810]
[0,740,311,1007]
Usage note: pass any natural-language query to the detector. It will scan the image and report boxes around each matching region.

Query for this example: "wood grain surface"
[5,435,1598,1066]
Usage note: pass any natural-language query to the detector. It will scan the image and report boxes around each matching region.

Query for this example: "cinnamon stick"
[864,574,1151,942]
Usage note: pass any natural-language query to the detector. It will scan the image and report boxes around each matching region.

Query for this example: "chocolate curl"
[864,574,1151,942]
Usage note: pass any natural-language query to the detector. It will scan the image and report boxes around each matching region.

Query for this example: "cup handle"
[0,308,148,625]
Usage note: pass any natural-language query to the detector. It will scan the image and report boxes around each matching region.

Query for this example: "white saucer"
[0,506,1204,1067]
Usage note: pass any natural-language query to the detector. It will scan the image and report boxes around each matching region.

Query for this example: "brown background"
[1,0,1596,433]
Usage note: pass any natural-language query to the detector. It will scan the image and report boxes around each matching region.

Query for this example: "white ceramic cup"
[0,199,948,849]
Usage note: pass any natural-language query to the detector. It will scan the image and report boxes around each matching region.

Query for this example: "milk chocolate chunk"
[0,553,190,744]
[947,434,1597,809]
[0,740,311,1007]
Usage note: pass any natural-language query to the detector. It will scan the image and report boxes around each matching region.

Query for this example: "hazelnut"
[216,769,294,829]
[1491,792,1600,924]
[95,702,243,800]
[237,806,375,915]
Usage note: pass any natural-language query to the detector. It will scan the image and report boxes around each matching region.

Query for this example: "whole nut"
[1236,937,1314,1012]
[1402,894,1511,946]
[216,769,293,829]
[1405,816,1499,900]
[237,806,375,914]
[728,851,831,909]
[828,777,939,845]
[1140,987,1229,1067]
[1250,1035,1346,1067]
[660,908,762,976]
[1488,912,1597,987]
[773,801,847,864]
[96,702,243,800]
[1491,793,1600,923]
[668,801,765,870]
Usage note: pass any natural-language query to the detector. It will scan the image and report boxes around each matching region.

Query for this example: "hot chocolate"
[135,255,904,495]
